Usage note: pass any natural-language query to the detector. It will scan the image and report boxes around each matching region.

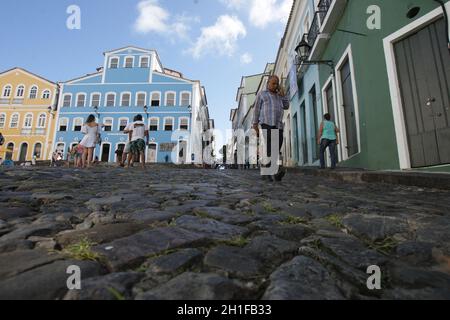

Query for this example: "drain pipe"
[433,0,450,50]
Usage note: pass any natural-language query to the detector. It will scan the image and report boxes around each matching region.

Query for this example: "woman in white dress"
[80,114,100,168]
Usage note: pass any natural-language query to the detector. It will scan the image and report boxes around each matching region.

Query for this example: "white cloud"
[134,0,197,41]
[240,53,253,65]
[188,15,247,59]
[220,0,293,29]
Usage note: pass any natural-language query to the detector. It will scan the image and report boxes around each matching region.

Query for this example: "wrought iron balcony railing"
[318,0,333,24]
[305,0,333,55]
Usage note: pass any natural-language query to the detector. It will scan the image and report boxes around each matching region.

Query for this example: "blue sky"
[0,0,292,151]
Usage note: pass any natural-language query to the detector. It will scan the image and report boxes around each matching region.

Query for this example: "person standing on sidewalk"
[127,114,149,169]
[252,75,290,182]
[80,115,101,169]
[317,113,340,169]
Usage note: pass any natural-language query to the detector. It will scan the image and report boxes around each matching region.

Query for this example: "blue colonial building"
[52,46,211,164]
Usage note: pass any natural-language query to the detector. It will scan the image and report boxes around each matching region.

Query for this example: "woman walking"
[80,115,100,168]
[318,113,340,169]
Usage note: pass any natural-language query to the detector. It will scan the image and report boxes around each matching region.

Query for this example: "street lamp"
[294,35,334,73]
[48,106,55,119]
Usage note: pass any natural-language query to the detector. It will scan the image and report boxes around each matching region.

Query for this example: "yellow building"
[0,68,58,162]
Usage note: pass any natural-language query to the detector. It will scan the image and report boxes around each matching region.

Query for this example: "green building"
[300,0,449,171]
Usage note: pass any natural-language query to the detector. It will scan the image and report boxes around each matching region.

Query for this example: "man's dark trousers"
[261,124,283,176]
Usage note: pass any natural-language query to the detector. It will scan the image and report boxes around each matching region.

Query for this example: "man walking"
[252,75,290,182]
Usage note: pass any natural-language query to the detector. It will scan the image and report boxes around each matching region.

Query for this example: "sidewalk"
[288,167,450,191]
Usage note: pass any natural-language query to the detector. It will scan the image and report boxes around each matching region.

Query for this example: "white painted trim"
[66,72,103,85]
[118,117,129,131]
[62,93,73,108]
[108,56,120,69]
[120,92,132,107]
[149,117,160,131]
[178,117,190,131]
[75,92,87,107]
[4,141,15,160]
[28,85,39,99]
[334,44,361,161]
[49,83,64,159]
[163,116,175,131]
[36,113,47,128]
[9,112,20,128]
[179,91,191,107]
[15,84,26,98]
[150,91,161,106]
[139,55,151,68]
[153,71,195,84]
[383,5,446,169]
[165,91,177,107]
[65,82,193,86]
[135,91,147,107]
[56,111,191,115]
[321,74,342,161]
[18,141,29,161]
[0,69,56,86]
[123,56,135,68]
[41,89,51,100]
[58,117,69,132]
[106,47,154,55]
[72,117,84,132]
[1,84,12,98]
[90,92,102,108]
[23,112,33,128]
[105,92,117,107]
[102,117,114,132]
[147,142,158,163]
[32,141,44,159]
[0,112,6,129]
[100,142,112,162]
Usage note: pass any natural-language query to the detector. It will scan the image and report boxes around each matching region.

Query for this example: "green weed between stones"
[218,236,250,248]
[262,202,279,213]
[279,215,308,225]
[367,237,398,255]
[62,238,102,262]
[107,287,125,301]
[326,214,344,229]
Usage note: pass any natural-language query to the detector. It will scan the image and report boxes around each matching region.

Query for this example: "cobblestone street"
[0,166,450,300]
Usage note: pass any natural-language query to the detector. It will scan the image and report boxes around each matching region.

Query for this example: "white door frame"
[383,4,448,169]
[147,142,158,163]
[100,142,111,162]
[334,44,362,161]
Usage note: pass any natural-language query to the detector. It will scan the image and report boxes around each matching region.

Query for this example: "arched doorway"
[148,143,157,163]
[101,143,111,162]
[19,143,28,162]
[5,143,14,160]
[33,143,42,159]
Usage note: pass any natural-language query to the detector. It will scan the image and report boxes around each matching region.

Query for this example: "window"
[42,90,51,99]
[33,143,42,159]
[150,118,159,131]
[59,118,68,131]
[0,114,6,128]
[106,93,116,107]
[16,85,25,97]
[121,93,131,107]
[10,113,19,128]
[63,94,72,107]
[29,86,38,99]
[180,92,191,106]
[124,57,134,68]
[76,94,86,107]
[103,118,113,132]
[136,92,146,107]
[140,56,150,68]
[164,118,174,131]
[37,114,46,128]
[166,92,176,106]
[151,92,161,107]
[110,57,119,69]
[73,118,83,132]
[2,85,12,97]
[91,93,101,107]
[24,114,33,128]
[119,118,128,131]
[179,118,189,131]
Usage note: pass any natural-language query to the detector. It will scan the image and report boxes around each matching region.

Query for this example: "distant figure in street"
[0,132,4,146]
[115,145,124,166]
[318,113,340,170]
[31,154,37,166]
[252,75,289,182]
[121,115,138,167]
[75,144,84,168]
[51,151,57,167]
[127,114,149,169]
[165,154,169,163]
[67,145,78,168]
[80,115,100,168]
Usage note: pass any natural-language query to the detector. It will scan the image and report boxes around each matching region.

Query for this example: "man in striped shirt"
[253,75,290,181]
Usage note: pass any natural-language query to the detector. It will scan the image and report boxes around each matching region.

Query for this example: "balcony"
[0,98,10,104]
[21,128,47,136]
[12,98,24,105]
[305,0,347,60]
